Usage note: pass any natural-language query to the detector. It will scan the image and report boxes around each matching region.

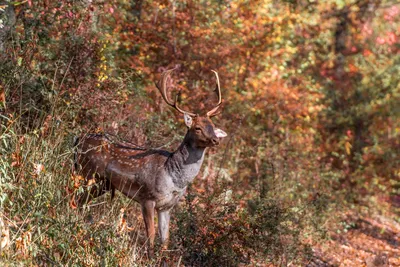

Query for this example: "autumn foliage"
[0,0,399,265]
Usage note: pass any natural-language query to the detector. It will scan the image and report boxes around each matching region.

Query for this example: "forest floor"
[310,200,400,267]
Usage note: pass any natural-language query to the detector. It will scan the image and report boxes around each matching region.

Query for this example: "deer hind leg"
[141,200,156,258]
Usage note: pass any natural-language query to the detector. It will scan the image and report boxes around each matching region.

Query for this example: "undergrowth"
[0,95,332,266]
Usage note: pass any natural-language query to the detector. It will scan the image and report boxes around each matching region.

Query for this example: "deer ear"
[214,128,227,138]
[184,113,193,128]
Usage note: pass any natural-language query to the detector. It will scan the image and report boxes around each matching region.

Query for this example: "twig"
[0,212,18,228]
[176,256,182,266]
[85,201,108,208]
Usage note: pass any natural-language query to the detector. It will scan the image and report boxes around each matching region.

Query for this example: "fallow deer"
[73,68,227,257]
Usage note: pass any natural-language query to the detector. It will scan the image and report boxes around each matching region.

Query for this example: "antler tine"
[156,68,197,117]
[157,68,176,106]
[207,70,223,117]
[211,70,222,106]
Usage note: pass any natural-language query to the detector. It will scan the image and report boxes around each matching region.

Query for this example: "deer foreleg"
[142,200,156,258]
[157,209,171,250]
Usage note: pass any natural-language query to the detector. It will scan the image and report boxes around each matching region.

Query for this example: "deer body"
[76,133,206,208]
[74,69,226,257]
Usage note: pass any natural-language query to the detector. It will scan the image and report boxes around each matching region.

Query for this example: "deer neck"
[166,134,206,189]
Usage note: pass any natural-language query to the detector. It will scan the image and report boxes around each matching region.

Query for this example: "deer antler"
[206,70,222,117]
[156,68,197,117]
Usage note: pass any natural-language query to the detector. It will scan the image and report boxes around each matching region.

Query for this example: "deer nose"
[211,138,219,146]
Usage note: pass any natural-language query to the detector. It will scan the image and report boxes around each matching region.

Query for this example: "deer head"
[156,68,227,148]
